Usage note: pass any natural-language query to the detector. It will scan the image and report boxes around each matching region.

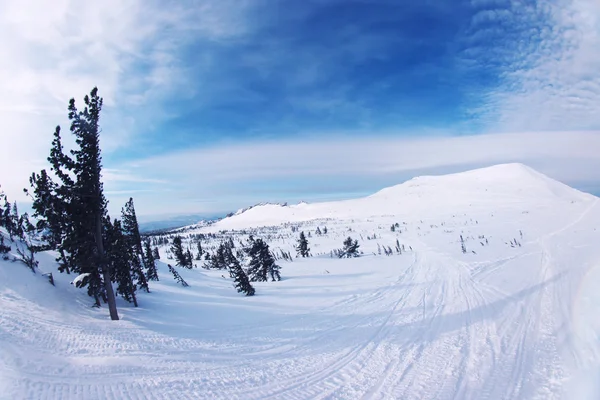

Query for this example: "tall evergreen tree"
[122,198,144,256]
[32,88,119,319]
[105,218,138,307]
[121,198,149,292]
[296,231,310,258]
[144,240,159,281]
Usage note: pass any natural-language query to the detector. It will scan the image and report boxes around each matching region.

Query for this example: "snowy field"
[2,164,600,399]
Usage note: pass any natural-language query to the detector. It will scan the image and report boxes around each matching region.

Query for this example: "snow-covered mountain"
[2,163,600,400]
[210,163,593,230]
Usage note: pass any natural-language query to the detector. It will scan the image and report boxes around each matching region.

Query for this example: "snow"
[1,163,600,399]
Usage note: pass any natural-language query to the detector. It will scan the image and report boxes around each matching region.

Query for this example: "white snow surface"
[2,163,600,399]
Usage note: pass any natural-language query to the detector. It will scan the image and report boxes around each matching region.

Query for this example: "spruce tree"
[228,256,255,296]
[195,241,203,260]
[3,200,15,239]
[171,236,191,268]
[296,231,310,258]
[34,88,119,319]
[144,240,159,281]
[340,236,360,258]
[152,247,161,260]
[28,169,72,273]
[246,237,281,282]
[105,218,138,306]
[121,198,144,257]
[121,198,149,292]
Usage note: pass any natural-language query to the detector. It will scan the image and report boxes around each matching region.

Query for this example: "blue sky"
[1,0,599,219]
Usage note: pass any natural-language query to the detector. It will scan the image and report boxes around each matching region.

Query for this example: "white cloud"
[108,131,600,216]
[469,0,600,131]
[0,0,253,200]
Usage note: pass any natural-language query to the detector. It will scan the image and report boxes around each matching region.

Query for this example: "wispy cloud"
[0,0,253,197]
[464,0,600,131]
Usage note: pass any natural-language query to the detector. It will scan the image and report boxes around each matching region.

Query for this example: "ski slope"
[2,163,600,399]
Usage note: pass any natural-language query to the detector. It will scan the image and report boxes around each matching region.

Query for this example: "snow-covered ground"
[2,163,600,399]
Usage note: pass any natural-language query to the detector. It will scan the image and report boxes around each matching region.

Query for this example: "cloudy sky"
[1,0,599,219]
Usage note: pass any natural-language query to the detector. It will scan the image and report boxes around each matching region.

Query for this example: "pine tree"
[195,241,203,260]
[121,198,149,292]
[323,226,328,234]
[0,235,10,256]
[3,199,15,239]
[152,247,160,260]
[460,235,467,254]
[246,237,281,282]
[27,169,72,273]
[167,264,190,287]
[228,256,255,296]
[170,236,191,268]
[315,227,321,235]
[105,218,138,307]
[144,240,159,281]
[295,231,310,258]
[205,241,231,270]
[33,88,119,319]
[185,248,194,268]
[340,236,360,258]
[168,264,189,287]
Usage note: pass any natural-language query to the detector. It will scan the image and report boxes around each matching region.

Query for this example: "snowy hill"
[2,163,600,399]
[210,163,593,230]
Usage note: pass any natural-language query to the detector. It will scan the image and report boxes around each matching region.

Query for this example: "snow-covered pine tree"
[152,247,160,260]
[296,231,310,258]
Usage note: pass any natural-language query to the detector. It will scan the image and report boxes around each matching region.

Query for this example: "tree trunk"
[96,212,119,320]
